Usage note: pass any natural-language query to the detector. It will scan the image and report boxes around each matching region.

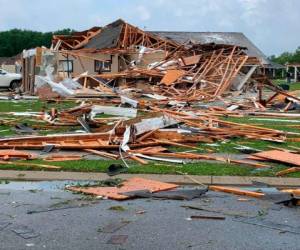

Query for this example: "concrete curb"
[0,170,299,187]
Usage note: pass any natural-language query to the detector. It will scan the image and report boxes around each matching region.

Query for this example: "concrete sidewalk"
[0,170,299,187]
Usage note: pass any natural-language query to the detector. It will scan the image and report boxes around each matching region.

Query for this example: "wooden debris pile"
[94,44,257,102]
[14,19,300,177]
[65,176,300,207]
[93,42,300,110]
[0,107,291,168]
[155,44,255,100]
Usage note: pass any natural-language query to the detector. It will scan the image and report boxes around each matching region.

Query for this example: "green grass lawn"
[0,99,76,113]
[223,116,300,133]
[0,100,79,136]
[273,79,300,91]
[0,158,298,177]
[0,99,299,178]
[219,116,300,152]
[290,83,300,91]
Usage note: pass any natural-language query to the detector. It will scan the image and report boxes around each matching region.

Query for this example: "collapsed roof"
[52,19,180,52]
[51,19,282,69]
[52,27,101,50]
[152,31,280,68]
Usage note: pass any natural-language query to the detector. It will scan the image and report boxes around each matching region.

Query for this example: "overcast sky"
[0,0,299,56]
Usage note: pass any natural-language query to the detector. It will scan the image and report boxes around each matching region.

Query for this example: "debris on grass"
[1,19,300,180]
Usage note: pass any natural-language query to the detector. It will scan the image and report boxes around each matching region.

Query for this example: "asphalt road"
[0,181,300,250]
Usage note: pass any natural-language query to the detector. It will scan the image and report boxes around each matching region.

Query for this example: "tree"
[270,46,300,65]
[0,29,74,57]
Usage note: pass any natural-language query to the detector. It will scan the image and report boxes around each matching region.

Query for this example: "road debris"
[188,215,226,220]
[11,225,40,239]
[106,235,128,245]
[209,186,265,198]
[233,217,300,235]
[121,188,208,200]
[99,220,130,233]
[27,197,99,214]
[66,177,178,200]
[108,205,127,211]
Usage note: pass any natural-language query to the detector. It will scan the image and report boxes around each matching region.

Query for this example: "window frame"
[58,60,73,73]
[94,60,111,73]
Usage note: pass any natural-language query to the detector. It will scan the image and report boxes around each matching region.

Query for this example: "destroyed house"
[21,19,279,94]
[50,21,281,77]
[22,19,181,93]
[50,19,180,77]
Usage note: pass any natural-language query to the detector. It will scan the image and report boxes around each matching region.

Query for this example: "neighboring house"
[0,54,22,73]
[286,63,300,82]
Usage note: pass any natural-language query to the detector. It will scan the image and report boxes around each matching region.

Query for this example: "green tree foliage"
[0,29,74,57]
[270,47,300,65]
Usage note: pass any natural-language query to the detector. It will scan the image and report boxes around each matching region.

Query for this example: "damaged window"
[94,60,111,73]
[58,60,73,72]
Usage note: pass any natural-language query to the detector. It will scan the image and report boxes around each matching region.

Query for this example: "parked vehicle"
[0,68,22,90]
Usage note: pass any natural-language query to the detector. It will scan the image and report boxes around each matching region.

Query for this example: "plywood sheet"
[160,70,185,85]
[67,177,178,200]
[180,55,201,66]
[251,150,300,166]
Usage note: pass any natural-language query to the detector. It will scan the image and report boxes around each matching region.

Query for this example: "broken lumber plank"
[281,189,300,196]
[0,160,60,170]
[136,129,158,142]
[288,138,300,142]
[44,155,82,162]
[189,215,225,220]
[154,139,199,150]
[128,154,148,165]
[84,149,119,160]
[0,149,36,160]
[129,151,269,168]
[227,159,270,168]
[0,132,111,144]
[209,186,265,198]
[128,146,167,154]
[267,146,293,152]
[132,153,186,163]
[276,167,300,176]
